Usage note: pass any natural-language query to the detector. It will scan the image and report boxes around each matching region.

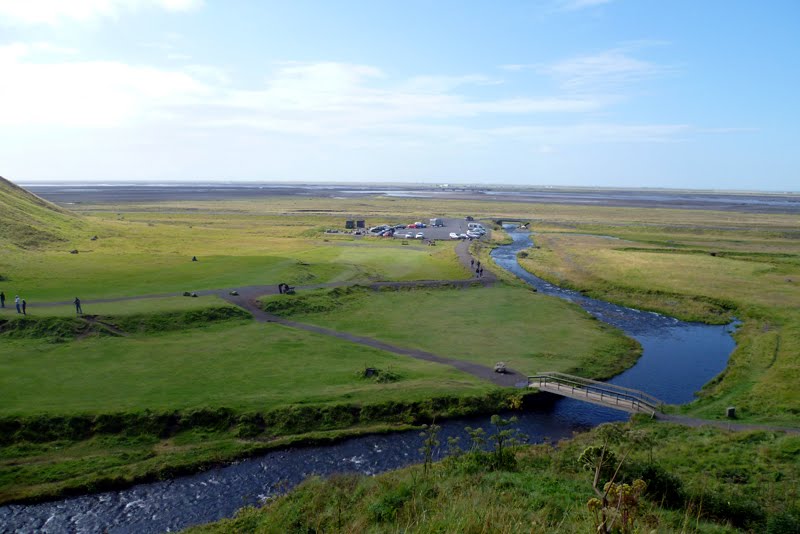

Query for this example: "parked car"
[467,231,481,238]
[413,222,427,228]
[449,232,460,239]
[415,232,425,239]
[404,232,414,239]
[458,233,468,239]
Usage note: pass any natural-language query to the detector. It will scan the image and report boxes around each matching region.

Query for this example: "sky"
[0,0,798,190]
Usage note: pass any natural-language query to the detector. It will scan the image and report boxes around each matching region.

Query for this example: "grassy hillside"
[187,419,800,533]
[0,176,86,248]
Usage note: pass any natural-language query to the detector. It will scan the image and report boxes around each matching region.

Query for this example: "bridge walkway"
[529,372,663,416]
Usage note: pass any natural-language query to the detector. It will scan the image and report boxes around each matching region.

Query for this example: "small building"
[356,220,366,228]
[345,220,355,229]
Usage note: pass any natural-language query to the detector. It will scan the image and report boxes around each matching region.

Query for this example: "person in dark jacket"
[74,297,83,314]
[21,298,26,315]
[0,291,5,308]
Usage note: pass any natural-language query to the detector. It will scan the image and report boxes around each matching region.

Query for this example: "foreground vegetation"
[187,419,800,533]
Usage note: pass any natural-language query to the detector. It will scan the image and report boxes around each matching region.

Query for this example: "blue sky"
[0,0,798,190]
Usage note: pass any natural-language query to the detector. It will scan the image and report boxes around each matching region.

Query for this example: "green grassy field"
[0,236,467,301]
[260,285,640,379]
[0,321,493,416]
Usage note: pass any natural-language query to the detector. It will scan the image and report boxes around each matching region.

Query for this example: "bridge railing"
[528,371,664,414]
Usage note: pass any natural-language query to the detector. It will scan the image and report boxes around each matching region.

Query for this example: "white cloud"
[211,62,601,137]
[542,48,672,91]
[0,49,702,152]
[0,43,211,127]
[0,0,202,26]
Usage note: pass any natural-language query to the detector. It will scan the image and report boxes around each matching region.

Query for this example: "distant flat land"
[24,183,800,214]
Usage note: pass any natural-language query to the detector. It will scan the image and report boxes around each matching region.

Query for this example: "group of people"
[0,292,26,314]
[0,292,84,315]
[470,259,485,278]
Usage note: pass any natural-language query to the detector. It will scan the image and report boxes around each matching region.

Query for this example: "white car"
[466,231,481,238]
[404,232,414,239]
[458,233,468,239]
[449,232,460,239]
[415,232,425,239]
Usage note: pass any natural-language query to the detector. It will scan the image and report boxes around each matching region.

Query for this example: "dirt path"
[80,315,129,337]
[220,288,523,388]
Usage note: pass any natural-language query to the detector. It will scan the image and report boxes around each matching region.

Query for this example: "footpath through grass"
[260,284,640,379]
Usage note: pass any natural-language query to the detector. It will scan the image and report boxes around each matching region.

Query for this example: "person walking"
[14,295,20,314]
[0,291,5,308]
[21,298,26,315]
[74,297,83,315]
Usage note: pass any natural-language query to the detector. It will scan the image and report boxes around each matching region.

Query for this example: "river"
[0,228,736,533]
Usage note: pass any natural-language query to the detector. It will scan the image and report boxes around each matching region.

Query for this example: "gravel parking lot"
[390,217,488,241]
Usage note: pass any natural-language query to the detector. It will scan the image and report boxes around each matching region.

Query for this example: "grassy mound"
[0,176,86,248]
[260,285,368,315]
[0,306,251,341]
[0,316,106,342]
[112,306,252,334]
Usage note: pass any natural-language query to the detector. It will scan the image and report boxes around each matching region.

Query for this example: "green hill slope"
[0,176,86,248]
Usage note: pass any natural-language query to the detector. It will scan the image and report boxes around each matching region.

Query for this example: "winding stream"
[0,228,736,533]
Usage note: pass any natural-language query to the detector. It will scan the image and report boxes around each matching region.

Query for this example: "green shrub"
[625,462,685,509]
[767,509,800,534]
[368,483,412,522]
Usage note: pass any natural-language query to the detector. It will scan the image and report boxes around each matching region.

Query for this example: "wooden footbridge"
[528,372,664,416]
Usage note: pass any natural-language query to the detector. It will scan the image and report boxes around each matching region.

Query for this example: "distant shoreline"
[25,183,800,214]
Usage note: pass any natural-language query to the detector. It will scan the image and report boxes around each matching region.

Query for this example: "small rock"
[70,249,79,254]
[191,292,198,298]
[191,256,198,262]
[183,291,191,297]
[90,236,98,241]
[230,290,239,296]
